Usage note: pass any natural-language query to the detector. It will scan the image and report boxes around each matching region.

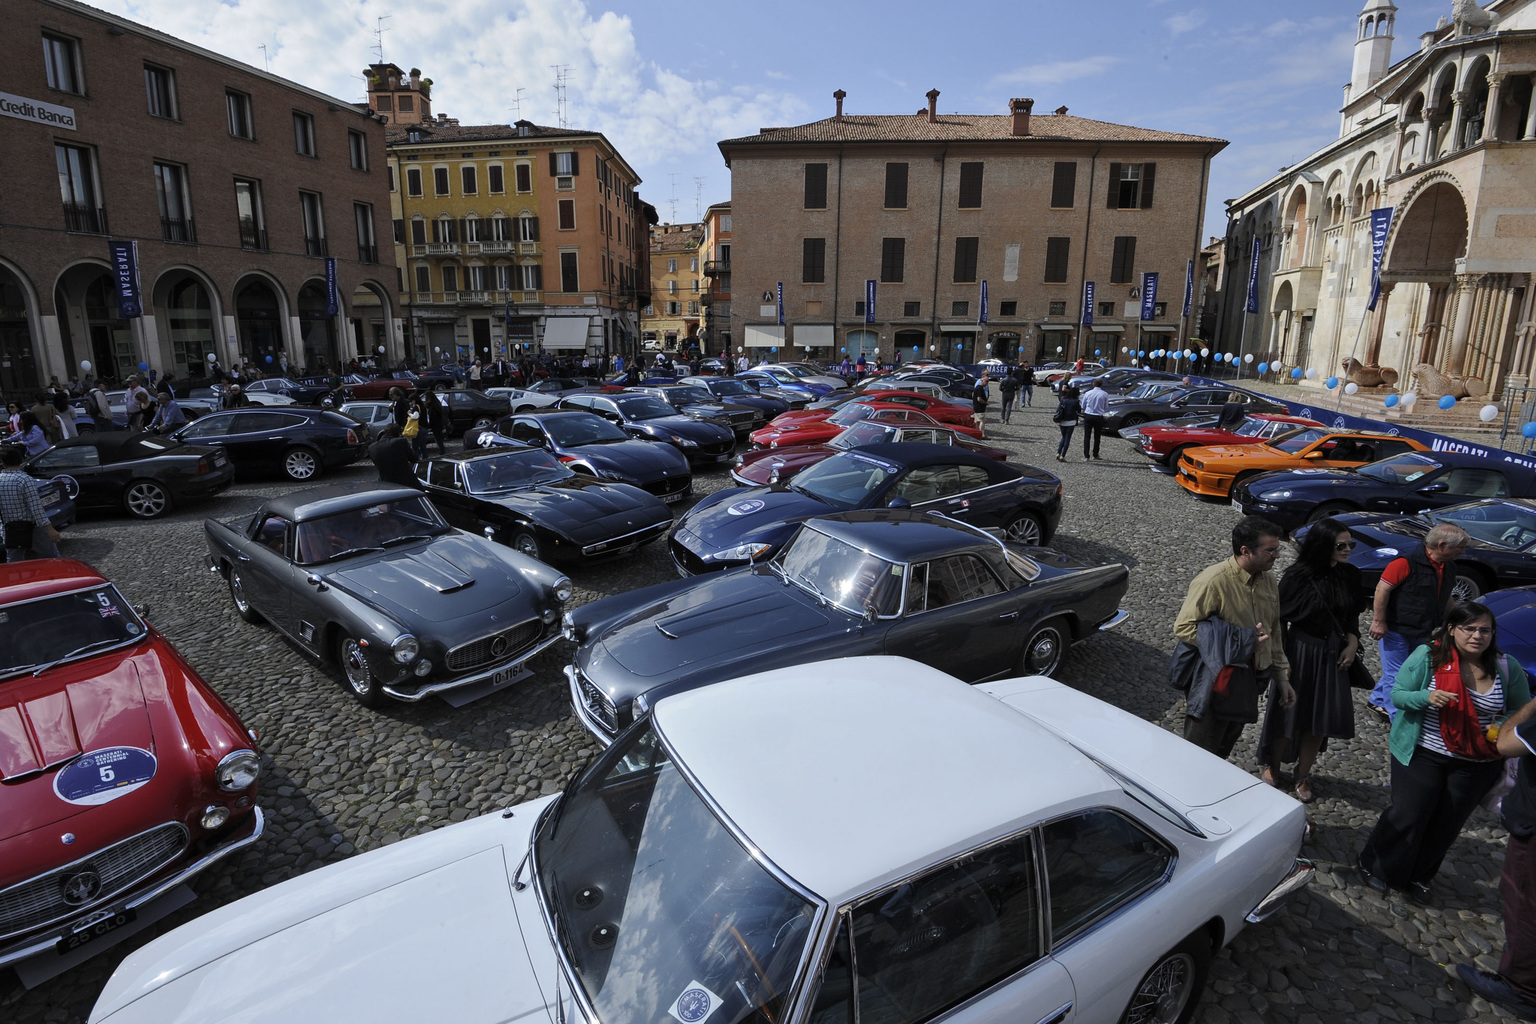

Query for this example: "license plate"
[614,542,639,556]
[662,491,688,503]
[57,909,136,955]
[44,494,59,506]
[491,667,513,687]
[214,454,227,465]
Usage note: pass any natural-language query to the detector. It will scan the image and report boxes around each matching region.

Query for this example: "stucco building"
[699,202,733,355]
[642,222,703,351]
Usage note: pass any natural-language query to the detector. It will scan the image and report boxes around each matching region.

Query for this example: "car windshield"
[1427,501,1536,549]
[1358,453,1442,484]
[0,584,146,678]
[1268,428,1328,454]
[664,386,716,404]
[790,452,899,509]
[463,450,574,492]
[544,414,629,445]
[778,366,812,378]
[267,378,300,388]
[1233,418,1271,438]
[293,496,449,564]
[535,723,817,1024]
[774,525,903,616]
[616,396,677,421]
[828,403,878,426]
[706,380,753,396]
[1123,383,1173,400]
[831,422,901,449]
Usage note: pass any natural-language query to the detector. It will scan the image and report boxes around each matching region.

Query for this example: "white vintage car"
[89,658,1310,1024]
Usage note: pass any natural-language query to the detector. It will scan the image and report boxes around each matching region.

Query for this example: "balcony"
[520,290,541,303]
[239,219,268,251]
[304,236,328,258]
[703,259,730,276]
[410,244,430,257]
[357,244,379,264]
[479,239,514,254]
[426,241,459,255]
[459,290,489,303]
[517,242,541,256]
[463,242,483,255]
[62,202,108,234]
[159,217,196,244]
[699,292,714,307]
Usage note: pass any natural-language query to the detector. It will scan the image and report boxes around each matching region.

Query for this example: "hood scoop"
[340,551,476,594]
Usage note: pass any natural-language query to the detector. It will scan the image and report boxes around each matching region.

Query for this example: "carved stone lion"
[1413,362,1487,399]
[1341,358,1400,388]
[1453,0,1496,33]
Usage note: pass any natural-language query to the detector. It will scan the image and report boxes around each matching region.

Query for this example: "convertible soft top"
[262,484,428,522]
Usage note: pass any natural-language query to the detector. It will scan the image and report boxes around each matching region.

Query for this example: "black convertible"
[467,410,693,503]
[415,446,674,563]
[564,509,1129,743]
[24,431,235,519]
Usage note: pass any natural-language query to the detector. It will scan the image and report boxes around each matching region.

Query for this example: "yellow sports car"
[1175,428,1429,499]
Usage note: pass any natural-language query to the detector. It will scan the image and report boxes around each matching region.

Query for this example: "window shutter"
[953,237,978,282]
[1051,162,1076,208]
[529,216,540,241]
[1106,163,1122,208]
[884,163,908,208]
[958,163,983,208]
[1140,162,1156,209]
[1044,237,1070,283]
[549,152,558,176]
[570,152,579,176]
[456,219,466,243]
[804,164,828,209]
[881,238,905,283]
[531,264,543,290]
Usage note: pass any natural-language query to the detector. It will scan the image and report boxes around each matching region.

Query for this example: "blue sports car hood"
[675,485,830,556]
[568,439,688,481]
[477,479,671,539]
[635,415,732,442]
[324,534,530,624]
[1247,468,1364,493]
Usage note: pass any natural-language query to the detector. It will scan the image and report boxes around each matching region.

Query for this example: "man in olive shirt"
[1174,516,1295,759]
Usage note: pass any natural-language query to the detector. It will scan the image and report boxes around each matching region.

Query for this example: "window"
[226,90,253,139]
[854,300,866,317]
[516,215,539,242]
[154,162,194,243]
[144,64,177,119]
[560,251,579,292]
[431,218,457,244]
[515,163,532,192]
[1098,301,1115,317]
[691,279,699,292]
[392,218,404,243]
[690,257,699,272]
[55,144,104,233]
[1043,809,1172,944]
[953,236,979,282]
[1108,162,1156,209]
[1442,468,1511,498]
[668,281,677,295]
[688,301,699,315]
[299,191,326,257]
[235,178,266,250]
[1153,301,1167,318]
[293,111,315,157]
[488,164,504,193]
[461,165,477,195]
[884,162,909,208]
[1044,237,1071,283]
[1111,236,1137,283]
[433,167,450,196]
[406,167,422,197]
[388,166,396,192]
[466,265,488,291]
[903,300,921,317]
[375,95,393,112]
[1051,161,1077,208]
[410,218,427,245]
[957,162,984,208]
[442,266,459,292]
[398,95,414,113]
[550,151,578,176]
[802,238,826,283]
[667,258,677,273]
[915,552,1005,605]
[1046,301,1063,317]
[952,300,970,317]
[355,203,377,263]
[558,199,575,230]
[414,265,430,292]
[42,33,83,94]
[804,163,828,209]
[666,301,680,315]
[880,238,906,283]
[349,130,368,170]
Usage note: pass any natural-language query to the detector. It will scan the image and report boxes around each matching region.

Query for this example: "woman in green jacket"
[1358,600,1531,903]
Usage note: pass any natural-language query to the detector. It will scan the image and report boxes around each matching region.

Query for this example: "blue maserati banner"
[1140,272,1159,321]
[1245,236,1261,314]
[107,241,142,319]
[1182,259,1195,317]
[1367,207,1394,311]
[324,258,339,316]
[1081,281,1095,326]
[978,280,988,324]
[865,279,876,323]
[776,282,784,325]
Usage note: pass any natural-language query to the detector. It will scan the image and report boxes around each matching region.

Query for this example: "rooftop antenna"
[668,173,680,224]
[510,86,525,121]
[258,44,271,73]
[552,64,573,128]
[693,176,705,220]
[371,15,391,64]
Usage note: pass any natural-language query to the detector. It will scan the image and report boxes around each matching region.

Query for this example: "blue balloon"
[1291,368,1304,379]
[137,361,149,371]
[1257,362,1269,374]
[1325,376,1339,389]
[913,346,919,352]
[1094,350,1101,356]
[1523,421,1536,439]
[1438,394,1457,410]
[1385,394,1400,408]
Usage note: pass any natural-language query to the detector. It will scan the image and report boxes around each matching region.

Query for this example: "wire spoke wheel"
[1124,952,1194,1024]
[337,635,384,707]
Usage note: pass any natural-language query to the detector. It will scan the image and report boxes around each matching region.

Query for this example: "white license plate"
[662,491,688,503]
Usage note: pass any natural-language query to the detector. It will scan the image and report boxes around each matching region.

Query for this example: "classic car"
[191,385,295,408]
[886,371,980,399]
[1482,585,1536,667]
[630,384,762,435]
[733,375,814,409]
[239,377,335,406]
[759,389,980,437]
[733,419,1008,486]
[1234,450,1536,534]
[339,370,440,401]
[0,558,263,975]
[803,379,956,412]
[1134,412,1324,467]
[483,386,562,412]
[670,441,1063,573]
[414,447,674,563]
[1295,498,1536,602]
[431,389,511,437]
[466,410,692,503]
[754,404,985,453]
[337,400,397,435]
[569,509,1128,740]
[205,485,572,706]
[172,407,371,482]
[768,362,848,392]
[677,375,791,419]
[740,365,844,397]
[24,432,235,519]
[1058,367,1186,395]
[89,656,1312,1024]
[522,376,602,397]
[557,392,736,465]
[1102,385,1286,432]
[1175,429,1428,500]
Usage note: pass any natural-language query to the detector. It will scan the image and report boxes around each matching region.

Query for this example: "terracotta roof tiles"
[720,112,1224,147]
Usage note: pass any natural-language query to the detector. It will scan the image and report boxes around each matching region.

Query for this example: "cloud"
[992,56,1120,88]
[1165,11,1206,35]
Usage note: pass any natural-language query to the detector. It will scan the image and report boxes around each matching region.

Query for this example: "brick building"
[642,222,703,351]
[718,90,1226,367]
[699,202,732,355]
[0,0,397,397]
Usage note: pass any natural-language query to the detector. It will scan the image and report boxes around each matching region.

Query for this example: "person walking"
[1172,516,1294,760]
[51,393,78,440]
[1367,524,1469,722]
[1019,364,1036,407]
[86,384,113,432]
[1052,385,1081,462]
[1258,517,1368,802]
[221,384,251,409]
[1080,379,1110,460]
[30,393,62,446]
[998,371,1020,424]
[1357,600,1530,903]
[1,445,60,561]
[971,372,990,431]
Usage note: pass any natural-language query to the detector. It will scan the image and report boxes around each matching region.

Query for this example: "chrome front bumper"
[1097,609,1130,631]
[1246,857,1315,923]
[382,632,563,702]
[565,665,618,747]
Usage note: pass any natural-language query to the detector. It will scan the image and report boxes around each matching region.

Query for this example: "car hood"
[473,480,671,539]
[1246,468,1365,494]
[634,415,731,440]
[1188,443,1282,462]
[90,801,562,1024]
[325,535,528,623]
[1482,588,1536,651]
[677,486,829,552]
[567,440,686,479]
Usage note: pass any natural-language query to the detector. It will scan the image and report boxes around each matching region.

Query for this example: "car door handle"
[1035,1001,1074,1024]
[998,610,1019,620]
[267,436,286,441]
[236,553,251,562]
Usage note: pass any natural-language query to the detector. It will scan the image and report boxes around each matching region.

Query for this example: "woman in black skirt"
[1259,517,1367,802]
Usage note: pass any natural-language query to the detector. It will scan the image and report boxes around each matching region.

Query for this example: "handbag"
[1307,578,1375,690]
[402,413,420,439]
[3,520,35,551]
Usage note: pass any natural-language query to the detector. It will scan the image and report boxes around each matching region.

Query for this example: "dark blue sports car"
[466,410,693,504]
[556,392,736,466]
[678,375,791,419]
[668,441,1062,574]
[1483,586,1536,669]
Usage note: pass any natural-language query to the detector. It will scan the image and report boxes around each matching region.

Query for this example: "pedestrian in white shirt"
[1080,379,1110,460]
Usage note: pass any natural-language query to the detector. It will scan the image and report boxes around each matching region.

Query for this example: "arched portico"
[0,260,44,396]
[54,260,137,384]
[232,273,290,372]
[151,266,222,383]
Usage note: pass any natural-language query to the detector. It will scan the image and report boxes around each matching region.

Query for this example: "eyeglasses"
[1455,625,1495,636]
[1334,541,1356,552]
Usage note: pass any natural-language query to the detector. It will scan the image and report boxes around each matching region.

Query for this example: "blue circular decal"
[726,499,766,516]
[677,989,712,1022]
[54,747,157,806]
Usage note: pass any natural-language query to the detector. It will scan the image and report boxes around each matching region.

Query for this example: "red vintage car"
[0,559,263,975]
[1133,412,1323,466]
[750,401,983,450]
[732,419,1009,485]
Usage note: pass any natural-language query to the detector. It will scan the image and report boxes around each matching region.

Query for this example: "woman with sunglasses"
[1358,601,1531,903]
[1259,518,1368,801]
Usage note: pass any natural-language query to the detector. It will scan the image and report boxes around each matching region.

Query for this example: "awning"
[1088,324,1125,333]
[1139,324,1177,333]
[939,324,978,333]
[745,325,785,348]
[542,316,592,350]
[1037,323,1076,332]
[796,324,835,347]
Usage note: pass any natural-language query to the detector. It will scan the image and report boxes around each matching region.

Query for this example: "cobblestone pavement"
[2,398,1521,1022]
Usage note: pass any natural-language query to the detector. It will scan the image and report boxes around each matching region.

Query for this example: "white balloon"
[1401,392,1419,406]
[1244,354,1254,363]
[1201,348,1210,357]
[1056,346,1063,354]
[1305,367,1318,379]
[1481,404,1500,422]
[1344,382,1359,395]
[206,352,218,362]
[1121,347,1128,353]
[1184,349,1193,358]
[80,360,91,371]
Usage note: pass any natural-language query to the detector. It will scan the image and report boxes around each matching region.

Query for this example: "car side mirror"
[135,603,151,620]
[1303,451,1326,459]
[768,468,781,485]
[1417,481,1449,494]
[305,573,327,591]
[887,496,912,509]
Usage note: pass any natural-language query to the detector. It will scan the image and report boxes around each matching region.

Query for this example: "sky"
[95,0,1449,239]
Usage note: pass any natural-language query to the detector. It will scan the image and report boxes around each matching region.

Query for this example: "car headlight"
[215,749,261,792]
[1374,547,1399,557]
[562,610,580,642]
[703,542,773,562]
[676,437,699,448]
[200,805,231,830]
[1260,489,1293,500]
[553,577,574,603]
[391,635,420,664]
[632,692,651,717]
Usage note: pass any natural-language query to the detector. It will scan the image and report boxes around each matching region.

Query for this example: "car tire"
[1003,512,1044,546]
[508,529,543,561]
[1307,501,1357,523]
[282,447,320,481]
[472,416,495,429]
[1166,444,1192,468]
[1452,568,1486,603]
[1230,470,1263,497]
[337,634,386,709]
[1121,413,1148,428]
[123,479,172,519]
[228,567,264,624]
[1019,617,1070,677]
[435,382,450,393]
[1119,933,1211,1024]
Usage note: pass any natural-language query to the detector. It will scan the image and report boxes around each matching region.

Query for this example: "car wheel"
[387,386,405,400]
[228,567,263,624]
[1166,444,1192,468]
[1452,569,1485,603]
[1003,512,1044,546]
[337,634,386,708]
[472,416,495,429]
[1230,470,1262,497]
[123,479,172,519]
[509,529,543,561]
[435,382,450,393]
[1120,933,1211,1024]
[1121,413,1148,428]
[283,447,320,481]
[1307,501,1357,523]
[1019,617,1070,677]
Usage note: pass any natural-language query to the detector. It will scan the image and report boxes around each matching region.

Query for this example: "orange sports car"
[1175,428,1429,499]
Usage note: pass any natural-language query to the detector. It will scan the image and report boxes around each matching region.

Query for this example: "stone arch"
[1283,185,1310,268]
[0,257,45,396]
[1460,55,1492,147]
[53,258,135,383]
[349,279,394,364]
[150,264,225,383]
[1384,173,1469,277]
[231,271,293,371]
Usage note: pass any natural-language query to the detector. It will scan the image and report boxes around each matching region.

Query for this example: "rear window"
[323,411,359,428]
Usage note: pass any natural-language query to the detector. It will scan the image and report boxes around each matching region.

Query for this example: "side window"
[847,831,1042,1024]
[427,462,459,489]
[180,414,232,438]
[891,466,955,504]
[228,413,273,434]
[905,562,929,614]
[1443,468,1510,498]
[808,917,855,1024]
[35,446,100,470]
[927,554,1005,608]
[1042,809,1173,946]
[955,465,992,492]
[595,399,621,419]
[253,515,288,554]
[510,420,545,445]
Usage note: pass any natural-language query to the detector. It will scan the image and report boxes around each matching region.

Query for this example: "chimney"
[1010,97,1034,137]
[1054,105,1068,116]
[834,89,846,121]
[926,89,940,123]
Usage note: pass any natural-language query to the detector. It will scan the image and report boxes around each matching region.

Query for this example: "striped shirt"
[1418,674,1505,759]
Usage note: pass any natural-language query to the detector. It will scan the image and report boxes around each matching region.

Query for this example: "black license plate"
[57,909,136,955]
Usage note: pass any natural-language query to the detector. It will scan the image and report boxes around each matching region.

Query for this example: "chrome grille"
[447,620,543,672]
[643,475,690,498]
[579,675,618,733]
[0,822,188,939]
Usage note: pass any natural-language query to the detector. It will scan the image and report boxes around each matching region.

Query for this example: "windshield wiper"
[797,573,827,605]
[381,534,431,547]
[32,637,129,676]
[324,546,384,562]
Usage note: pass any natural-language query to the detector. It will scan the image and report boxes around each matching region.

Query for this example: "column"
[1389,122,1408,175]
[1451,90,1472,150]
[1483,73,1506,143]
[1525,74,1536,140]
[1448,274,1479,375]
[1366,281,1394,365]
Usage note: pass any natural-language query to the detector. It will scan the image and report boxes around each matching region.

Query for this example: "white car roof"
[652,656,1116,905]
